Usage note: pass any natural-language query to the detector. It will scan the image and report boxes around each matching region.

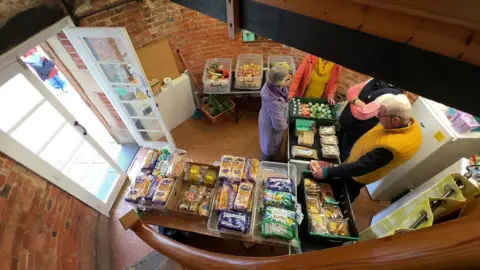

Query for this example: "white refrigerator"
[366,97,480,201]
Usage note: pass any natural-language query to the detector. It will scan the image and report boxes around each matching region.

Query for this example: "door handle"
[74,121,87,136]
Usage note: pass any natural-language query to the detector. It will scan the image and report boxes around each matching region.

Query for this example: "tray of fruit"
[289,98,336,126]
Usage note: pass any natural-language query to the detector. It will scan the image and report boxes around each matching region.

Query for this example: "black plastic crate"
[289,97,336,126]
[297,171,359,250]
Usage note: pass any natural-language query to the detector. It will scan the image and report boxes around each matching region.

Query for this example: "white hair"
[375,94,412,119]
[268,66,289,86]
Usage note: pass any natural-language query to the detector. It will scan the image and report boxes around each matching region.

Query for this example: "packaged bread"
[219,155,234,178]
[298,131,315,147]
[319,183,339,204]
[125,174,148,202]
[230,156,245,181]
[304,178,321,196]
[166,153,187,178]
[320,135,338,145]
[234,181,253,212]
[242,158,259,181]
[318,126,335,135]
[307,196,321,215]
[141,149,160,172]
[152,178,175,205]
[321,145,340,159]
[292,145,319,160]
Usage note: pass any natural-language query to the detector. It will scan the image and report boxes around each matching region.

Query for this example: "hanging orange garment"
[304,60,334,98]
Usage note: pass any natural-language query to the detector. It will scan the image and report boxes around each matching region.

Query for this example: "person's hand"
[327,96,336,105]
[313,169,325,179]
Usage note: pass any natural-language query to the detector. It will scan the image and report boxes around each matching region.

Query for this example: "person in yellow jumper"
[313,94,422,201]
[289,54,340,104]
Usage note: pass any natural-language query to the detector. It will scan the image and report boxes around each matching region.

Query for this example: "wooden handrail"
[121,210,480,269]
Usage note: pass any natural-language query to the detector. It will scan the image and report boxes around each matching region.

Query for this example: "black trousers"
[343,177,366,202]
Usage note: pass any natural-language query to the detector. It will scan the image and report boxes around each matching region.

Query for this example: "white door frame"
[0,27,127,216]
[64,27,176,150]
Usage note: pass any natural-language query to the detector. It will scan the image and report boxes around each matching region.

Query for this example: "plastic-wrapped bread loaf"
[320,135,338,145]
[321,145,340,159]
[318,126,335,135]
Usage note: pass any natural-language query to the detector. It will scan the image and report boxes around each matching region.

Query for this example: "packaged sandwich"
[310,160,334,171]
[321,204,343,219]
[307,196,321,215]
[234,182,253,212]
[310,214,328,234]
[327,219,350,236]
[319,183,339,205]
[292,146,319,160]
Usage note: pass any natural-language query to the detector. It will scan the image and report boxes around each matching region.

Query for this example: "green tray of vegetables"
[289,97,337,126]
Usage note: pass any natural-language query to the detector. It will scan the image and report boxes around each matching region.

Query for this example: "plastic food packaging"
[304,178,321,196]
[321,204,343,219]
[234,182,253,212]
[307,196,321,215]
[153,157,171,177]
[321,145,340,159]
[319,183,339,204]
[292,145,319,160]
[261,206,296,240]
[184,163,202,183]
[141,149,160,172]
[295,119,315,136]
[219,155,234,178]
[263,189,295,209]
[203,169,217,186]
[298,131,315,147]
[144,175,159,200]
[166,154,187,178]
[320,135,338,145]
[230,157,246,181]
[218,210,250,233]
[217,181,238,211]
[152,178,175,205]
[310,214,328,234]
[310,160,334,171]
[265,177,294,194]
[199,200,210,216]
[318,126,335,135]
[242,158,259,181]
[178,185,199,211]
[125,174,148,202]
[327,219,350,236]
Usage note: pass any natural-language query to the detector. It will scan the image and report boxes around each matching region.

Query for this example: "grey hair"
[268,66,289,86]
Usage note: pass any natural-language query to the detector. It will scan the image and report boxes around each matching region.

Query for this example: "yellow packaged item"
[298,131,315,147]
[292,145,319,159]
[233,182,253,211]
[152,178,175,205]
[204,169,217,186]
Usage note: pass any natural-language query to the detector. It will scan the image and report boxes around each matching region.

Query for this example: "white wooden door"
[0,60,127,216]
[64,27,176,150]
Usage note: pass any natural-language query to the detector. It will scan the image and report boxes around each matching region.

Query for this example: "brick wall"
[76,0,369,97]
[0,152,98,270]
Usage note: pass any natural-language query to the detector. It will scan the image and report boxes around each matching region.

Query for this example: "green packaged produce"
[263,189,295,209]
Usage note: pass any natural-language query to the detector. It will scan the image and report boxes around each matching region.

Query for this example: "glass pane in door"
[83,37,130,61]
[11,102,65,153]
[0,74,43,131]
[99,63,138,84]
[39,124,84,169]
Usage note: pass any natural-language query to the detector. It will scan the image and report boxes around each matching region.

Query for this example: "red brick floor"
[108,110,389,269]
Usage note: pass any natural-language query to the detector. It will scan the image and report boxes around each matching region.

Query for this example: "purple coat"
[259,83,289,155]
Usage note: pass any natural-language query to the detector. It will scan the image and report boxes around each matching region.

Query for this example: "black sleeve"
[326,148,394,178]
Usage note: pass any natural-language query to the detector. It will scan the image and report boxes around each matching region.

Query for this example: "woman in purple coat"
[259,66,291,161]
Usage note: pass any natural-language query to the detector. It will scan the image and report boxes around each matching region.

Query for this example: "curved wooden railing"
[120,210,480,269]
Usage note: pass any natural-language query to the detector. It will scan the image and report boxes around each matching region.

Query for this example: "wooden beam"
[172,0,480,116]
[123,211,480,269]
